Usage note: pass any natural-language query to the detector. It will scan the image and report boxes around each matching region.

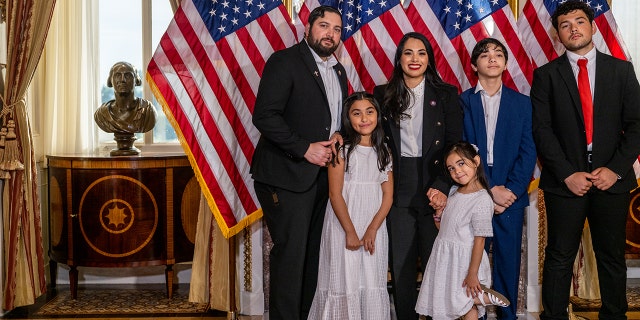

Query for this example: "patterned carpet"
[570,286,640,311]
[35,288,209,316]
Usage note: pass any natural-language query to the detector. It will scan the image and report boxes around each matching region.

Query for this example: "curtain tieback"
[0,94,26,174]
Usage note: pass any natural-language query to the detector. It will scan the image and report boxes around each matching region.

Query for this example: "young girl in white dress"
[308,92,393,320]
[415,141,509,319]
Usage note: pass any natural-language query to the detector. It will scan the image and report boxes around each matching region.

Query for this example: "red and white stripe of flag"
[517,0,630,71]
[407,0,532,94]
[147,0,298,238]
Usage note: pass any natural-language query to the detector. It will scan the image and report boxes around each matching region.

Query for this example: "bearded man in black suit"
[251,5,348,320]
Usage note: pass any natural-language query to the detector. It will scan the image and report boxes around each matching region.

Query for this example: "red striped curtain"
[1,0,56,310]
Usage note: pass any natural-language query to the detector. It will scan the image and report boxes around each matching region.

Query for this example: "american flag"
[517,0,630,69]
[297,0,414,92]
[406,0,533,94]
[146,0,298,238]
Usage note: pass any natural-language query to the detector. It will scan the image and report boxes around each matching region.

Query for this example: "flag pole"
[228,234,238,320]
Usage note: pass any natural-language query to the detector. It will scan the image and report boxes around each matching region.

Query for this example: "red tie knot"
[578,58,588,67]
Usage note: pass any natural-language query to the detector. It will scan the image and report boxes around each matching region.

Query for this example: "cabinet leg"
[165,264,174,299]
[69,266,78,299]
[48,260,58,289]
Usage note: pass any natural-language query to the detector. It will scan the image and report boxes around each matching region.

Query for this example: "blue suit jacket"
[461,85,537,209]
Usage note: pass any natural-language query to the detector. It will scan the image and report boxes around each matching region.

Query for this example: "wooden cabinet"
[47,154,201,299]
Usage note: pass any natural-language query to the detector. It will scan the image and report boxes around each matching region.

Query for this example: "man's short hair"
[551,1,594,31]
[307,5,342,28]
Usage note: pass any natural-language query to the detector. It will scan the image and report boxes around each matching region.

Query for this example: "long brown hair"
[383,32,456,127]
[340,91,391,172]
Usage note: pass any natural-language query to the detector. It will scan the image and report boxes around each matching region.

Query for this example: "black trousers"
[387,205,438,320]
[254,169,328,320]
[540,191,629,320]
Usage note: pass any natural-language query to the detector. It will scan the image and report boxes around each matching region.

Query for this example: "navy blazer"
[251,41,349,192]
[373,83,463,202]
[531,51,640,196]
[461,85,537,209]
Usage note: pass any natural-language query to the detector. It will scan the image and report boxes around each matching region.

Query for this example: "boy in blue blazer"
[461,38,537,320]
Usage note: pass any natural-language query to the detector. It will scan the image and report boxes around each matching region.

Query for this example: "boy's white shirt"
[474,81,502,166]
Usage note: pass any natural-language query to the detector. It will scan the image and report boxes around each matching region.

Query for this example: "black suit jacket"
[251,41,348,192]
[373,83,463,202]
[531,51,640,196]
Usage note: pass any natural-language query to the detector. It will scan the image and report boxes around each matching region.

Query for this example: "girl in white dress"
[308,92,393,320]
[415,141,509,319]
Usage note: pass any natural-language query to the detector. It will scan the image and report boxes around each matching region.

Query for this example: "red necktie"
[577,58,593,145]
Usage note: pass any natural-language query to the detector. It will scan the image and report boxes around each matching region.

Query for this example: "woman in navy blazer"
[373,32,463,320]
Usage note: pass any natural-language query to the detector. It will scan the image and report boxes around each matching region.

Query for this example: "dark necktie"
[577,58,593,145]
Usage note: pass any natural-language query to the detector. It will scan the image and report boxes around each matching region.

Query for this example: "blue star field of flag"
[194,0,282,42]
[428,0,508,39]
[542,0,610,19]
[318,0,400,39]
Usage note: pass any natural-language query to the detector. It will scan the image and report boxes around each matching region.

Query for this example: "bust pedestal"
[111,133,140,156]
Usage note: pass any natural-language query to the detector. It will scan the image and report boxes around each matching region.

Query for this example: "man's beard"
[564,36,593,53]
[307,34,339,58]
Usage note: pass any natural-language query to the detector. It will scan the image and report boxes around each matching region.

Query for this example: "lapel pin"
[338,70,342,76]
[430,100,436,106]
[314,71,319,77]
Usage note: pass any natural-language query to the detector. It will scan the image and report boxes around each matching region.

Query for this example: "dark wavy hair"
[339,91,391,172]
[551,0,594,31]
[383,32,456,127]
[445,141,493,199]
[471,37,508,65]
[307,5,341,28]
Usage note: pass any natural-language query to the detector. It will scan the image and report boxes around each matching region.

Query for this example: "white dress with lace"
[308,145,392,320]
[415,188,494,319]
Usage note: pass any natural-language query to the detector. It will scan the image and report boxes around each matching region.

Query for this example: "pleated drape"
[1,0,56,310]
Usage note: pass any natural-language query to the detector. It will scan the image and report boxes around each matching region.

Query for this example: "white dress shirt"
[474,82,502,166]
[400,78,425,157]
[309,43,342,135]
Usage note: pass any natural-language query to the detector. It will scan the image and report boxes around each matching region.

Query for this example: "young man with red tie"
[531,1,640,319]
